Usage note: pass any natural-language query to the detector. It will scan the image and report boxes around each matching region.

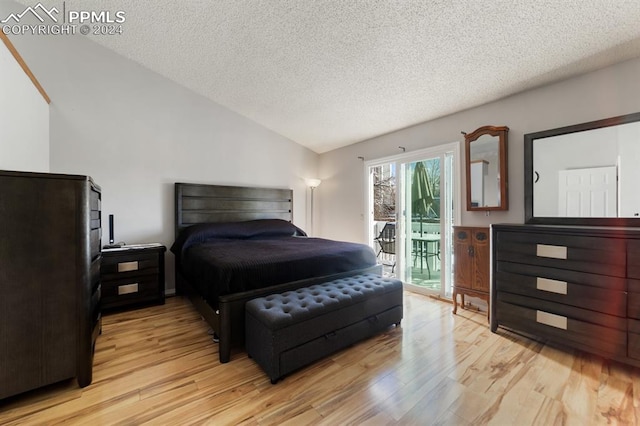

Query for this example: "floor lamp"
[305,178,322,235]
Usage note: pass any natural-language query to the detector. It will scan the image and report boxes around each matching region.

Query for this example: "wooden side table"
[101,244,166,311]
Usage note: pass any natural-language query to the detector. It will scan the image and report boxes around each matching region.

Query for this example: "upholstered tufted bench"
[245,273,403,383]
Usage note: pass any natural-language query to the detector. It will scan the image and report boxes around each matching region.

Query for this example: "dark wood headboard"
[174,183,293,236]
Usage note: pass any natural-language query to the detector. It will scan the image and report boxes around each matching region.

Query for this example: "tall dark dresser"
[0,170,102,399]
[492,224,640,368]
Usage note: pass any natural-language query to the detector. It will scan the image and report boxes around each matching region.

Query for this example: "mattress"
[171,220,377,306]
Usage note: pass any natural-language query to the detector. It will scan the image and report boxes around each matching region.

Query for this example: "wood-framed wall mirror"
[525,111,640,226]
[465,125,509,211]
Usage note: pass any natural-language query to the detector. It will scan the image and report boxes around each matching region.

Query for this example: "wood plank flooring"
[1,292,640,425]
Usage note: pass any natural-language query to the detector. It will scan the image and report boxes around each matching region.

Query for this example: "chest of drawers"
[492,224,640,366]
[101,245,166,311]
[0,171,101,399]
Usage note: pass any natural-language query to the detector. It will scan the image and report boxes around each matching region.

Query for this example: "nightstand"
[100,244,166,311]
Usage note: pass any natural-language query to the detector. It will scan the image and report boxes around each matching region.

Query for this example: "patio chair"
[374,222,396,272]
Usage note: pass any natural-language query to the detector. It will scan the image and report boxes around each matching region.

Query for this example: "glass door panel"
[369,162,396,273]
[400,157,443,295]
[366,143,459,299]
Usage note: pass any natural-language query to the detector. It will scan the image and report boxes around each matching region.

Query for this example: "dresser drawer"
[628,319,640,360]
[496,261,627,292]
[496,299,627,358]
[628,241,640,279]
[90,229,101,260]
[498,291,627,329]
[454,227,489,244]
[91,283,101,313]
[495,231,626,277]
[495,269,627,317]
[101,276,161,306]
[90,209,101,230]
[90,188,101,230]
[91,311,102,349]
[495,261,626,316]
[628,280,640,319]
[90,257,101,292]
[90,188,101,211]
[101,252,159,278]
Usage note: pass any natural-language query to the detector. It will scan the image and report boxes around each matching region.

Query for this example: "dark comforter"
[171,220,377,306]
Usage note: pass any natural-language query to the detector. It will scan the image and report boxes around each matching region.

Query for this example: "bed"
[173,183,381,363]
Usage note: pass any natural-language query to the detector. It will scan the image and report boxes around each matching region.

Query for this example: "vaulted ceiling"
[15,1,640,153]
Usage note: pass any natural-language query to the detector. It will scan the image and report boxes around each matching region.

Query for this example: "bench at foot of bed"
[245,273,403,383]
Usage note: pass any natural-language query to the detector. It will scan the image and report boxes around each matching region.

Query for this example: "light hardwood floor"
[1,293,639,425]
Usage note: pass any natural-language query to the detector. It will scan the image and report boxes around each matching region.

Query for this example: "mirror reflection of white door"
[558,166,617,217]
[469,160,487,207]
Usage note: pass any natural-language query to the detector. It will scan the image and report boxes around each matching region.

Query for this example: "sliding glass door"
[366,143,460,298]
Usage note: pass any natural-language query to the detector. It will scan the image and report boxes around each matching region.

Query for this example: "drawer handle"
[536,310,567,330]
[536,277,567,295]
[536,244,567,259]
[118,283,139,295]
[118,261,139,272]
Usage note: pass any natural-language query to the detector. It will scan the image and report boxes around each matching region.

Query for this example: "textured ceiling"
[15,0,640,153]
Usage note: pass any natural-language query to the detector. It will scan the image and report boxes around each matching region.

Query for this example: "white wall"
[7,31,318,292]
[0,36,49,172]
[318,57,640,243]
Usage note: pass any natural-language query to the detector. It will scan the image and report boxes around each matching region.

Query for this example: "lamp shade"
[305,178,322,188]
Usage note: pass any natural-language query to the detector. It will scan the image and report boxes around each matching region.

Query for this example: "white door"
[558,166,617,217]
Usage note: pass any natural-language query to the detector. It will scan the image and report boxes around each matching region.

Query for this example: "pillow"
[170,219,307,257]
